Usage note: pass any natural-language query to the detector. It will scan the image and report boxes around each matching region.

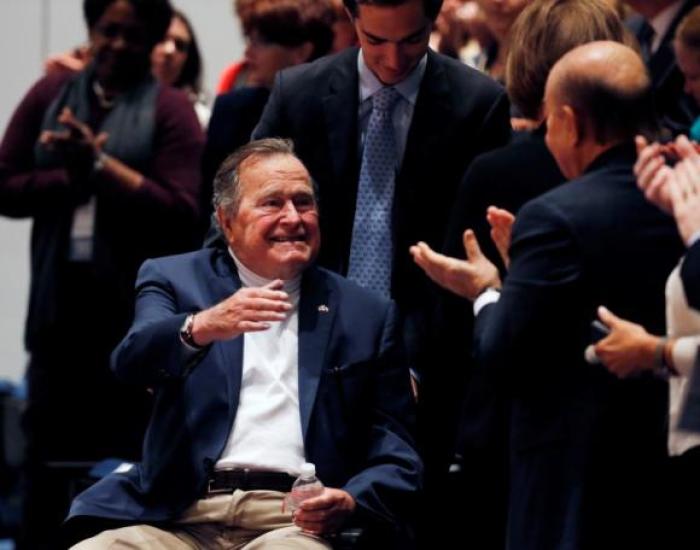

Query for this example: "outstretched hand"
[191,280,292,346]
[410,229,501,301]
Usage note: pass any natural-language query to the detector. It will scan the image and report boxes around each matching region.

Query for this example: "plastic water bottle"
[288,462,324,512]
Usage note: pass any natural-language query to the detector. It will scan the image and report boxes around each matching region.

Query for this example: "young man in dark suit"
[412,41,685,549]
[253,0,510,352]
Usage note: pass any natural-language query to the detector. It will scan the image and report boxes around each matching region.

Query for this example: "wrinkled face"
[475,0,530,40]
[244,32,307,88]
[544,82,578,180]
[219,154,320,280]
[352,0,431,85]
[91,0,152,89]
[151,16,191,87]
[675,40,700,106]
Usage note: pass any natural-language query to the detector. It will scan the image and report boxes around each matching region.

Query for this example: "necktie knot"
[372,87,401,115]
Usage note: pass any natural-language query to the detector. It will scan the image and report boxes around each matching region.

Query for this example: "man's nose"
[162,39,177,55]
[384,44,402,70]
[280,201,302,223]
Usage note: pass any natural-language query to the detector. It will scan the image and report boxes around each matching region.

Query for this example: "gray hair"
[212,138,298,216]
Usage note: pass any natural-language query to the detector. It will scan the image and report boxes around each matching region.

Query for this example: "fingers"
[635,134,648,155]
[597,305,618,329]
[462,229,483,261]
[674,134,699,160]
[410,242,451,279]
[95,132,109,150]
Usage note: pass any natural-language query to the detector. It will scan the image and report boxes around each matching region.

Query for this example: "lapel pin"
[318,304,329,313]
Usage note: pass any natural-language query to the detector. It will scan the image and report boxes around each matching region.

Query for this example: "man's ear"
[216,207,234,243]
[561,105,582,147]
[292,41,315,64]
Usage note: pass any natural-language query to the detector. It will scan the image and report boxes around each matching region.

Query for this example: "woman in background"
[0,0,203,546]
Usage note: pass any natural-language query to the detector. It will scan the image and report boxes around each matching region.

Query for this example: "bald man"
[412,42,685,550]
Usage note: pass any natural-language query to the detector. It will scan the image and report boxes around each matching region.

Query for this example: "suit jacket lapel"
[207,249,244,420]
[399,51,452,197]
[322,49,360,185]
[298,267,336,441]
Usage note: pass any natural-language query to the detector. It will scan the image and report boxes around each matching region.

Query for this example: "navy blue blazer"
[67,247,422,529]
[473,144,685,550]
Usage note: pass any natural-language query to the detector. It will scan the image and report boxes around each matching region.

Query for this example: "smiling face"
[218,154,320,280]
[352,0,431,85]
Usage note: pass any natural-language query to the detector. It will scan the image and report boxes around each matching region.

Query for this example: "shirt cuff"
[474,288,501,316]
[687,230,700,248]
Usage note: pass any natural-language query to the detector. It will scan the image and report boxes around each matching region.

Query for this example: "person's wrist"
[180,313,206,349]
[92,150,108,173]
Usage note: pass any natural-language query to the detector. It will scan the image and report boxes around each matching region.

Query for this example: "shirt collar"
[650,0,684,50]
[358,50,427,106]
[228,248,302,297]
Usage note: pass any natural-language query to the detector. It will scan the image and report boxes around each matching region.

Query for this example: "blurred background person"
[45,8,211,129]
[202,0,335,233]
[330,0,358,52]
[215,0,256,93]
[624,0,700,135]
[0,0,203,546]
[473,0,530,82]
[150,9,211,128]
[674,6,700,139]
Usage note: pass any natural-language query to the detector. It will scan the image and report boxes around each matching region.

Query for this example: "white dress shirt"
[215,250,306,475]
[665,262,700,455]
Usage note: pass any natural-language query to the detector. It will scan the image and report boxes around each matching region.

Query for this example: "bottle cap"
[300,462,316,477]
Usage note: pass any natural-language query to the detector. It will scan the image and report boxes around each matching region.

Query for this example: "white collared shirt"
[649,0,684,54]
[214,250,306,476]
[357,50,427,166]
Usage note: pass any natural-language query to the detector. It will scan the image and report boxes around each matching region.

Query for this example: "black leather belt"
[207,469,295,495]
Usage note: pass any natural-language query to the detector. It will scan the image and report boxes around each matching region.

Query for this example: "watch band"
[180,313,204,349]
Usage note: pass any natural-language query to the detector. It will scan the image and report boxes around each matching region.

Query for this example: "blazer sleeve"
[111,258,209,386]
[473,199,584,387]
[342,302,423,526]
[681,241,700,311]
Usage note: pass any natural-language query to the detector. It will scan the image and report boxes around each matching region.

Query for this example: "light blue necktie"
[347,87,401,298]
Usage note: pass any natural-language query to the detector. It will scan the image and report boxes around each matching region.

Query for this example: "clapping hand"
[410,229,501,301]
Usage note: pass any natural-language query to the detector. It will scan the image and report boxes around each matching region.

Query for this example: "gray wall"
[0,0,244,382]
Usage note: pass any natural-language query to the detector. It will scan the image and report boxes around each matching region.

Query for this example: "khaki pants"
[71,490,332,549]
